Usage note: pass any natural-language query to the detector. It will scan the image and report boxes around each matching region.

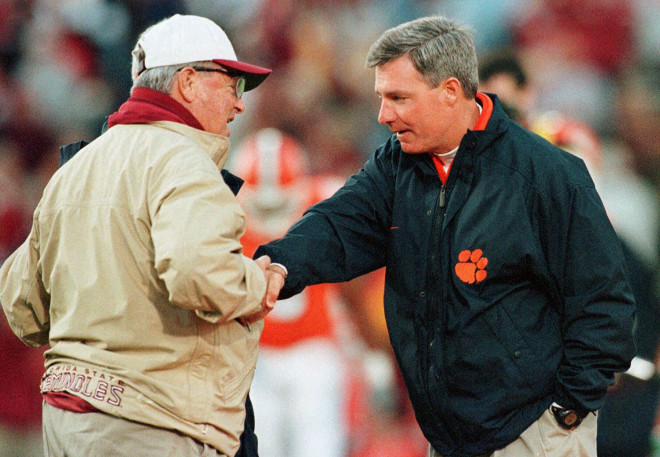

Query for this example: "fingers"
[254,255,271,273]
[239,257,286,327]
[263,268,285,309]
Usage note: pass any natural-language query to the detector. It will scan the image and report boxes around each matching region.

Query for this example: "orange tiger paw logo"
[455,249,488,284]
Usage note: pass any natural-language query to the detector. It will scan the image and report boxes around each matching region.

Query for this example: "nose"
[235,97,246,114]
[377,99,395,125]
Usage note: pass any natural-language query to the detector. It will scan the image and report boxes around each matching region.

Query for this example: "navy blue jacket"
[255,95,636,457]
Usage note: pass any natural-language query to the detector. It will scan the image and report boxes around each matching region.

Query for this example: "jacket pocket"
[444,311,531,425]
[482,297,561,396]
[219,349,258,404]
[214,321,262,404]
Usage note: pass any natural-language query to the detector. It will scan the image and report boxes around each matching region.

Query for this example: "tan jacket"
[0,121,267,456]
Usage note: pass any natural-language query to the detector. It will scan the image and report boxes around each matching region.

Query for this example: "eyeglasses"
[179,66,246,99]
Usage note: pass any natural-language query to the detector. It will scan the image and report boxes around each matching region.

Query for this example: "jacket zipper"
[439,184,446,208]
[429,182,454,447]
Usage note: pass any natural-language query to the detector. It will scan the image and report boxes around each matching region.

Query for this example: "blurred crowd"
[1,0,659,456]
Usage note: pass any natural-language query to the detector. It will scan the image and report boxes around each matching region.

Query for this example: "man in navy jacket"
[256,16,636,457]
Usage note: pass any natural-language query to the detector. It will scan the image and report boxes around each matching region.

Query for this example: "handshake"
[239,255,286,327]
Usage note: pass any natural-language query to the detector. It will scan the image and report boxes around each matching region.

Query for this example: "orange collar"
[473,92,493,131]
[430,93,493,184]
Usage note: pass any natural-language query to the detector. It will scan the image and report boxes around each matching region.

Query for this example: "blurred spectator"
[631,0,660,64]
[478,49,535,126]
[613,61,660,188]
[246,4,387,174]
[0,144,28,260]
[0,0,34,74]
[511,0,635,133]
[13,14,116,138]
[55,0,134,97]
[513,0,634,74]
[436,0,524,52]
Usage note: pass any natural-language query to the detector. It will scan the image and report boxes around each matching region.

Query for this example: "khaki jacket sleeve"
[0,214,51,347]
[149,147,266,323]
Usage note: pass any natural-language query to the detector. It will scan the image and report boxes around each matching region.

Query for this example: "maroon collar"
[107,87,204,130]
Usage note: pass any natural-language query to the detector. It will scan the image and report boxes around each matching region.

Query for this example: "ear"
[173,67,196,103]
[442,77,463,105]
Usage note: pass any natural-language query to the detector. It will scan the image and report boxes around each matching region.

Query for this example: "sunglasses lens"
[236,77,246,99]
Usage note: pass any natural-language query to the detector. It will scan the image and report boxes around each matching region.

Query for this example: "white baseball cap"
[134,14,271,91]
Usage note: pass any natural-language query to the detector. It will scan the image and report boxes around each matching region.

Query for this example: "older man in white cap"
[0,14,284,457]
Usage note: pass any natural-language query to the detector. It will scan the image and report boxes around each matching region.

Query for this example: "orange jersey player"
[233,128,349,457]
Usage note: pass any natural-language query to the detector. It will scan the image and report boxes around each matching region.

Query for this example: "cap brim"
[213,59,272,91]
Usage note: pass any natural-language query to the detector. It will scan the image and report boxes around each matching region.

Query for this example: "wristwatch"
[550,403,585,430]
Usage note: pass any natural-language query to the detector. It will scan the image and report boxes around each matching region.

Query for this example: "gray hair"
[130,41,206,94]
[129,21,210,94]
[365,16,479,99]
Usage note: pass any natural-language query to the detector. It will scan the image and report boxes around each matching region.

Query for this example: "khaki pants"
[429,407,598,457]
[42,402,225,457]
